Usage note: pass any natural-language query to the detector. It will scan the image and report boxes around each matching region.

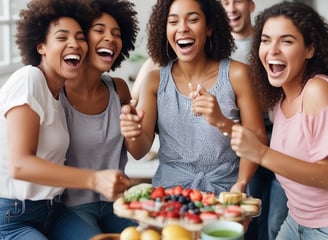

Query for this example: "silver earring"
[208,36,213,52]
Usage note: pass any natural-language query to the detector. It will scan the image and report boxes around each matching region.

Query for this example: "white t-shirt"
[0,65,69,200]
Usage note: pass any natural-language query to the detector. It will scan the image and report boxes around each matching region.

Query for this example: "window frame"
[0,0,24,77]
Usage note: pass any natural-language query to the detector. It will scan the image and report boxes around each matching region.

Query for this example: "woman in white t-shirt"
[0,0,129,239]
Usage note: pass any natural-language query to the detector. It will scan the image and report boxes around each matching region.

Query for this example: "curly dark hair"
[147,0,235,66]
[249,1,328,111]
[89,0,139,71]
[16,0,94,66]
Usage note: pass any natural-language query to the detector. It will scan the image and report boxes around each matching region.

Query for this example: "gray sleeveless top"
[153,58,240,195]
[60,74,127,206]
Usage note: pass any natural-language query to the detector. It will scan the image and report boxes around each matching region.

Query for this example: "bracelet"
[258,146,269,165]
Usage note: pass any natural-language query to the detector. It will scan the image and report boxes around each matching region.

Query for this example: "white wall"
[314,0,328,20]
[111,0,156,83]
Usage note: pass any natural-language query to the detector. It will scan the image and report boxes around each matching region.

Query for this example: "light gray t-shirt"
[60,74,127,206]
[153,58,240,195]
[231,35,253,64]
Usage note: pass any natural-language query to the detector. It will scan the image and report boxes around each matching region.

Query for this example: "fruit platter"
[113,183,261,232]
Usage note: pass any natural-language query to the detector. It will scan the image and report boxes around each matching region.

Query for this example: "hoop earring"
[166,40,172,60]
[166,40,178,61]
[207,36,213,52]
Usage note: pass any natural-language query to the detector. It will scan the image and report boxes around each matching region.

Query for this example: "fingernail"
[130,99,136,105]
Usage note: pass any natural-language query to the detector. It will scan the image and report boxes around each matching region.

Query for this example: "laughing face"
[166,0,211,62]
[221,0,254,37]
[259,16,314,88]
[37,17,88,80]
[87,13,122,72]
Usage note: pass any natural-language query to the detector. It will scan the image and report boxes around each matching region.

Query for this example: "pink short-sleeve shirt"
[271,74,328,228]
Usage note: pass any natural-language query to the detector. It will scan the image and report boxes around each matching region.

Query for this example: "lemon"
[120,226,141,240]
[162,224,193,240]
[141,229,161,240]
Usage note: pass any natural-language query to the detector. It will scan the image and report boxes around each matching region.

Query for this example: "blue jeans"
[69,201,137,234]
[0,197,98,240]
[276,213,328,240]
[245,167,288,240]
[268,178,288,240]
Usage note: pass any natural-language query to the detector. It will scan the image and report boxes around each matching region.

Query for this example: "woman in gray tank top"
[120,0,267,195]
[59,0,139,234]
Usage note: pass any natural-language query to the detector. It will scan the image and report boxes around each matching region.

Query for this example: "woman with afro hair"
[60,0,139,234]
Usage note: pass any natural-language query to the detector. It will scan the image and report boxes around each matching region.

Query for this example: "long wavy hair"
[249,1,328,111]
[147,0,235,66]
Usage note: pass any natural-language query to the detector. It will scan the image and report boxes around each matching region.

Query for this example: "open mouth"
[64,54,81,66]
[229,15,241,24]
[177,39,194,49]
[96,48,114,57]
[268,60,286,73]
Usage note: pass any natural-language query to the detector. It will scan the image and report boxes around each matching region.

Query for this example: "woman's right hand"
[93,169,130,201]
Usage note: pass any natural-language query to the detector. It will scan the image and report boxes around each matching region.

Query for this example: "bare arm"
[131,58,159,100]
[7,105,130,200]
[120,70,160,159]
[230,61,267,192]
[231,76,328,189]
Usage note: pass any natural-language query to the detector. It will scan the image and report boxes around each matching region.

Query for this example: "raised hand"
[120,99,144,141]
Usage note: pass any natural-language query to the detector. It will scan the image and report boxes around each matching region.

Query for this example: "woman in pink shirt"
[230,2,328,239]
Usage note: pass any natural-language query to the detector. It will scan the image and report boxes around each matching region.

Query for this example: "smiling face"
[86,13,122,72]
[37,17,88,80]
[166,0,211,62]
[259,16,314,88]
[221,0,254,39]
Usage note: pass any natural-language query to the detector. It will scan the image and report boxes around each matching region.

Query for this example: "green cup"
[201,220,244,240]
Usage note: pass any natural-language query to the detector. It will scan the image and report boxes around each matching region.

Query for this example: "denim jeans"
[69,201,137,234]
[276,213,328,240]
[268,177,288,240]
[0,197,98,240]
[245,167,288,240]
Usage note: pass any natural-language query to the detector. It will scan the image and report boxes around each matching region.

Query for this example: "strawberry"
[165,188,174,195]
[129,200,142,209]
[190,189,202,202]
[172,185,183,195]
[181,188,193,198]
[202,192,218,206]
[185,212,202,223]
[151,186,166,199]
[166,211,180,219]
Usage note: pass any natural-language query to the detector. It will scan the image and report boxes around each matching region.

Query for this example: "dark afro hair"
[16,0,94,66]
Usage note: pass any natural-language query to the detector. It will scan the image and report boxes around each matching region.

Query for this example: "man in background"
[221,0,254,64]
